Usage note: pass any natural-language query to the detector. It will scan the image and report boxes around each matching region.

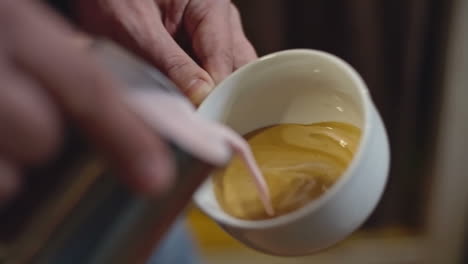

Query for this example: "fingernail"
[136,154,175,195]
[187,79,213,106]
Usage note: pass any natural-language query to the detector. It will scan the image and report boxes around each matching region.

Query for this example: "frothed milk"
[128,89,274,215]
[215,122,361,220]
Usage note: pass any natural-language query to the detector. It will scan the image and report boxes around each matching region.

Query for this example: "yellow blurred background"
[185,206,421,264]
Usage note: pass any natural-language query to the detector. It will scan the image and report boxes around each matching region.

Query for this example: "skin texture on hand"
[74,0,257,105]
[0,0,257,206]
[0,1,174,202]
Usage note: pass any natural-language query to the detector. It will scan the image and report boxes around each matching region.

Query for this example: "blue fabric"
[146,220,201,264]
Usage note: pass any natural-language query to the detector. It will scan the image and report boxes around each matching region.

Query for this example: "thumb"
[74,0,214,105]
[147,29,215,105]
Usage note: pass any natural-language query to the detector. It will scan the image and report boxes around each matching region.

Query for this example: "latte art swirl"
[214,122,361,220]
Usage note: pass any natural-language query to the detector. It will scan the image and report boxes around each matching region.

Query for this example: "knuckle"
[188,0,230,17]
[230,3,241,18]
[164,54,193,75]
[203,0,231,13]
[212,48,233,65]
[212,0,231,7]
[198,47,232,66]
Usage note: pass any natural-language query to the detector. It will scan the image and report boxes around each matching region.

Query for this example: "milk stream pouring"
[0,40,269,264]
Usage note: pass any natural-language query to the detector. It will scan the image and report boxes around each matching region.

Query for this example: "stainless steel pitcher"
[0,40,223,264]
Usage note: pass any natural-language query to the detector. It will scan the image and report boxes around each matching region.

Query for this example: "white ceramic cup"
[194,49,390,256]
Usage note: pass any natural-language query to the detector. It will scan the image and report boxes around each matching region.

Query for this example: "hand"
[74,0,257,105]
[0,1,174,202]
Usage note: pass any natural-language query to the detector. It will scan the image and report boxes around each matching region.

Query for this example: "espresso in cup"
[214,122,361,220]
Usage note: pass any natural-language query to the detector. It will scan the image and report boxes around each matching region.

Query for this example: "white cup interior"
[195,49,369,228]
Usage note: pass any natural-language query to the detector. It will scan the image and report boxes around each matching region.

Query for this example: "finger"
[158,0,189,37]
[75,0,214,106]
[230,4,257,69]
[184,0,234,84]
[9,1,174,194]
[68,31,94,50]
[0,63,62,165]
[142,26,215,106]
[0,159,21,205]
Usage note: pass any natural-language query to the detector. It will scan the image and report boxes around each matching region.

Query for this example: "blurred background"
[184,0,468,263]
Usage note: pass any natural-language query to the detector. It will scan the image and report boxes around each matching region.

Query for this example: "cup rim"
[195,49,373,229]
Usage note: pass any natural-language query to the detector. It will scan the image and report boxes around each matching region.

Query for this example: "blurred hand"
[75,0,257,105]
[0,1,174,203]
